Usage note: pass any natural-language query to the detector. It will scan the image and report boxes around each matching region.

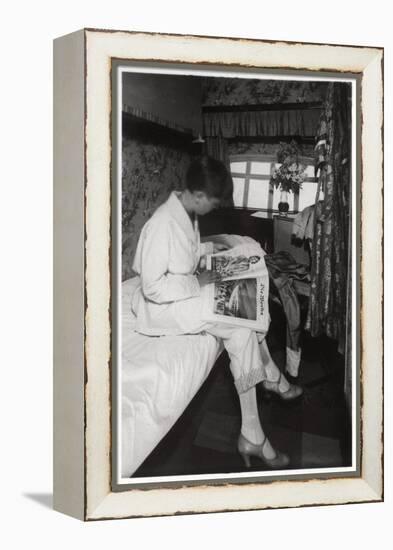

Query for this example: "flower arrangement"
[270,141,307,194]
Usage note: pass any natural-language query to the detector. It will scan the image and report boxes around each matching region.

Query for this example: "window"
[230,154,319,213]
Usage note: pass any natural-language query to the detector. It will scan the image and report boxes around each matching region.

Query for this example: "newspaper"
[201,242,269,331]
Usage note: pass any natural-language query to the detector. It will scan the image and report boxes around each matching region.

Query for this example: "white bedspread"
[121,277,222,477]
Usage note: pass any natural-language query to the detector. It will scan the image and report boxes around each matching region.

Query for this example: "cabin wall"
[121,73,203,280]
[202,78,329,106]
[123,73,203,135]
[122,139,192,281]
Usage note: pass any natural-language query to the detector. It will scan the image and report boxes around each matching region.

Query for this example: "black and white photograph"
[115,67,357,485]
[2,0,388,537]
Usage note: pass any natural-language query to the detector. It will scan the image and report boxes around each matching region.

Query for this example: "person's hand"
[198,255,207,271]
[196,270,222,287]
[213,243,229,253]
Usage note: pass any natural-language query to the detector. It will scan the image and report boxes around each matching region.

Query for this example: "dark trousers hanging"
[265,251,310,377]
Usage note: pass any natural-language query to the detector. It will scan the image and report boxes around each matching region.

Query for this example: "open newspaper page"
[201,242,269,331]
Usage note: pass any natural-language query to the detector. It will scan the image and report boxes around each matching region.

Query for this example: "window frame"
[230,153,318,213]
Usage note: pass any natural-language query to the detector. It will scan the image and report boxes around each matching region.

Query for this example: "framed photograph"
[53,29,383,520]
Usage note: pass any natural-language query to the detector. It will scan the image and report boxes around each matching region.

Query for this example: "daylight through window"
[230,154,319,213]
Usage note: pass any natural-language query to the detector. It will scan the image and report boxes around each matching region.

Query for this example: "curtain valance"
[203,108,321,138]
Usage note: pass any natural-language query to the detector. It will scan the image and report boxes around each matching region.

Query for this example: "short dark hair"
[185,156,233,204]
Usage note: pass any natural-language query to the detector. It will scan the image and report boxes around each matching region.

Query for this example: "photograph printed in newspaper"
[202,242,270,331]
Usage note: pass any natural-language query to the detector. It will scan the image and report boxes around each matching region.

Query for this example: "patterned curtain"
[204,136,230,169]
[305,82,351,353]
[203,109,321,139]
[203,137,234,208]
[203,107,322,171]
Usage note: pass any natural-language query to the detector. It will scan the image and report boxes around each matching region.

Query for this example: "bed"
[121,277,222,477]
[121,234,261,478]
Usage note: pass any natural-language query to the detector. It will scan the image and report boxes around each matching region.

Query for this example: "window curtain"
[204,136,230,168]
[203,107,322,211]
[203,109,321,139]
[203,106,321,174]
[305,82,351,353]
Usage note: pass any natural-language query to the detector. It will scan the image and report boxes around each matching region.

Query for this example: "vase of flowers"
[278,190,290,215]
[270,141,307,215]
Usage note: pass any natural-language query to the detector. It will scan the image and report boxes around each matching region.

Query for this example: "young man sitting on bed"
[131,155,302,469]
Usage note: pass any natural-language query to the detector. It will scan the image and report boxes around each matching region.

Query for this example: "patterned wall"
[122,138,191,280]
[202,78,329,106]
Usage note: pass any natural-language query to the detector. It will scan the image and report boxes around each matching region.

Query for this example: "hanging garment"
[292,204,315,243]
[265,251,311,377]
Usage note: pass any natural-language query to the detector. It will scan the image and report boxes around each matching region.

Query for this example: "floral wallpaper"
[202,78,329,106]
[122,138,191,280]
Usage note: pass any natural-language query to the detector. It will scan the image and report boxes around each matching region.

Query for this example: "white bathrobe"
[132,191,209,336]
[131,191,284,394]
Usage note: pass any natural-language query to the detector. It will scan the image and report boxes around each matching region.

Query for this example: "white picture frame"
[53,28,383,520]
